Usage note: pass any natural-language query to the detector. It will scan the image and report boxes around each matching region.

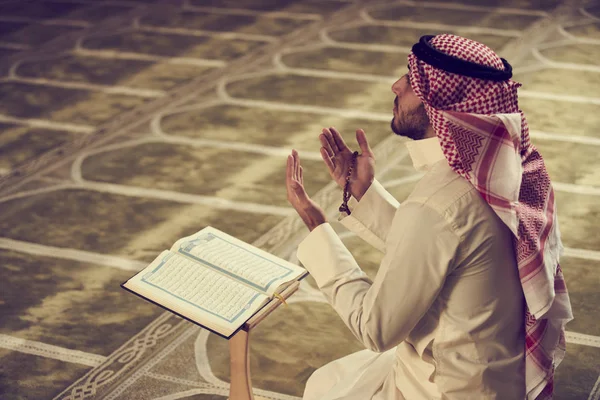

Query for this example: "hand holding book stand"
[228,281,300,400]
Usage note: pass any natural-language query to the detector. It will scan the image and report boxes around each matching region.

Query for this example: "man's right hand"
[319,127,375,202]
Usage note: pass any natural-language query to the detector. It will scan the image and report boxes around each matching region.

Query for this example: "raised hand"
[286,149,327,232]
[320,127,375,201]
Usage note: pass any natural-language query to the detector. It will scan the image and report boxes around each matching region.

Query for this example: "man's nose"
[391,78,402,95]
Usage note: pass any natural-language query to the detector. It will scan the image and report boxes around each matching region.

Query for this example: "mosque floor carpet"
[0,0,598,399]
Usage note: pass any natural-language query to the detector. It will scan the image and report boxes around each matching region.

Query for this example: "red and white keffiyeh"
[407,34,573,399]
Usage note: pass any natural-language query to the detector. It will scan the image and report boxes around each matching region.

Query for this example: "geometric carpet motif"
[0,1,599,400]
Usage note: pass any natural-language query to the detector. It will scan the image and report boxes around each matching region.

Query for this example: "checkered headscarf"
[408,34,573,400]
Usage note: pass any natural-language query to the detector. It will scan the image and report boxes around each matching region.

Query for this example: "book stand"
[228,281,301,400]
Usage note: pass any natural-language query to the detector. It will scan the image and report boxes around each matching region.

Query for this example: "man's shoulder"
[400,162,503,245]
[404,161,481,216]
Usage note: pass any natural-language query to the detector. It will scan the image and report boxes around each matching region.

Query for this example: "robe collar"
[404,137,446,171]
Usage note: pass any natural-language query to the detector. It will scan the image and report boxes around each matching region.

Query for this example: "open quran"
[122,226,307,338]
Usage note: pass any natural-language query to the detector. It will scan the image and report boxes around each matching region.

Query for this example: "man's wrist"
[308,221,326,232]
[298,211,327,232]
[351,180,374,202]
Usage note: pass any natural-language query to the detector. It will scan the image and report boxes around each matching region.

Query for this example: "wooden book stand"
[228,281,301,400]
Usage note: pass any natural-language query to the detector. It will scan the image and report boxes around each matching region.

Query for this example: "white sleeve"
[337,179,400,253]
[297,202,460,352]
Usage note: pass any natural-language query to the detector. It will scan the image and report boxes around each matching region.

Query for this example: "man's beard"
[391,102,430,141]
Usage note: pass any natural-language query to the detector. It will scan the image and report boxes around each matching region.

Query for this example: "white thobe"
[297,137,526,400]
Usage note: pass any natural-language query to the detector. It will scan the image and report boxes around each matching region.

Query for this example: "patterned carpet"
[0,0,598,399]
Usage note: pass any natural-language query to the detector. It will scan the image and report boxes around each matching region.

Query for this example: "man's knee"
[303,367,336,400]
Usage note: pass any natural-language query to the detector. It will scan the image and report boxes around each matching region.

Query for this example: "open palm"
[320,127,375,202]
[286,149,327,232]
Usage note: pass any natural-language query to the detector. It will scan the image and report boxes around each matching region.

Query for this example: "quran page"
[172,226,307,297]
[122,250,270,338]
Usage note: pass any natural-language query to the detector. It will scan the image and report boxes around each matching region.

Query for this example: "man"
[285,34,573,399]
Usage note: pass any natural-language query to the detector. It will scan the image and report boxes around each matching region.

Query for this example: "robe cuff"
[337,179,398,253]
[297,223,358,288]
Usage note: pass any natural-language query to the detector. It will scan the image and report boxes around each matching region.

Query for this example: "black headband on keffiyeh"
[411,35,513,81]
[408,34,573,400]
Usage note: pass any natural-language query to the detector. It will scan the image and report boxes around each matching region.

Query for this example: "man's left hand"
[286,149,327,232]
